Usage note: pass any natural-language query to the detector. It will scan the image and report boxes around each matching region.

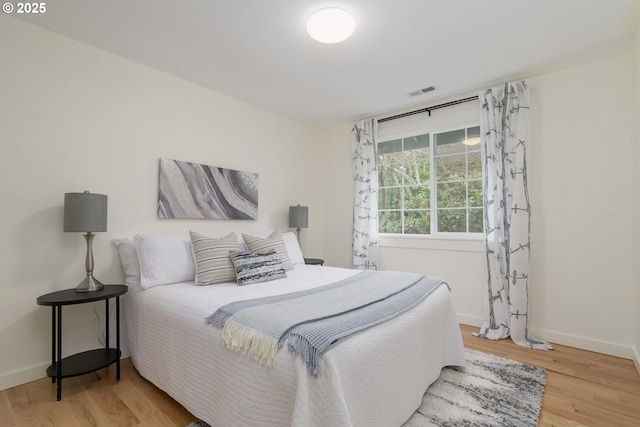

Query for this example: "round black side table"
[37,285,128,401]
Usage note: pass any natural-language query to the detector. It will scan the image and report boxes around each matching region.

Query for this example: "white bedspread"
[125,265,465,427]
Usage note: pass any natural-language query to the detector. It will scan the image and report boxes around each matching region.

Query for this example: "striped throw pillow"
[242,230,294,271]
[229,250,287,285]
[190,231,240,285]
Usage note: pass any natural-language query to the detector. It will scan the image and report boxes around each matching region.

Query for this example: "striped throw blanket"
[206,270,446,376]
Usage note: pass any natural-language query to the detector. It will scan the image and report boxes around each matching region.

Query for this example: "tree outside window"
[378,126,482,235]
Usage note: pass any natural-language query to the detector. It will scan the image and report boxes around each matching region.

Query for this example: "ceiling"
[14,0,640,128]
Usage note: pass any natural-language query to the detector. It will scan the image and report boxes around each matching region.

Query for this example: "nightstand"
[304,258,324,265]
[36,285,128,401]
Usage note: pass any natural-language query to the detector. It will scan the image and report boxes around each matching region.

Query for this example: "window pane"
[438,209,467,232]
[378,139,403,159]
[404,134,429,152]
[378,163,403,187]
[404,134,430,182]
[404,210,429,234]
[468,151,482,179]
[404,184,429,209]
[378,187,402,209]
[436,154,466,181]
[379,210,402,233]
[403,160,429,184]
[435,129,465,155]
[469,208,483,233]
[437,181,466,208]
[465,126,481,146]
[468,179,483,207]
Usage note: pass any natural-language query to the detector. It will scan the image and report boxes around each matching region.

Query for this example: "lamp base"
[75,275,104,293]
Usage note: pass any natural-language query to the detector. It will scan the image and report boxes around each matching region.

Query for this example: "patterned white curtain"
[351,119,379,270]
[477,82,552,350]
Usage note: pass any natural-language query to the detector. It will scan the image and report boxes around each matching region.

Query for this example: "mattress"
[124,264,465,427]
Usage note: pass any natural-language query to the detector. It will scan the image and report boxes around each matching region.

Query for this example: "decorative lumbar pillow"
[242,230,294,271]
[190,231,240,285]
[229,250,287,285]
[134,234,195,289]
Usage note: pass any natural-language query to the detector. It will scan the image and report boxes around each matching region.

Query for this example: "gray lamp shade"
[289,205,308,229]
[64,192,108,232]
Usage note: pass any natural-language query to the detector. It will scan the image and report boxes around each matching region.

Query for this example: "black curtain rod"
[378,95,479,123]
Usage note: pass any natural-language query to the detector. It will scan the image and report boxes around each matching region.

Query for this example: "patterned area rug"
[187,349,546,427]
[403,349,546,426]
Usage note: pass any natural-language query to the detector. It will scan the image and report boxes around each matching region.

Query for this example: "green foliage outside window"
[377,126,482,234]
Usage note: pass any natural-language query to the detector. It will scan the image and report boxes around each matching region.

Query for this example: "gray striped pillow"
[190,231,240,285]
[242,230,294,271]
[229,250,287,285]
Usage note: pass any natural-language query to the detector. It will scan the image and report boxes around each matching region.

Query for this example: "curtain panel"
[351,119,379,270]
[477,82,551,350]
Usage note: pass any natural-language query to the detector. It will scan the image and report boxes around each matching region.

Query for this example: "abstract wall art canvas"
[158,158,258,220]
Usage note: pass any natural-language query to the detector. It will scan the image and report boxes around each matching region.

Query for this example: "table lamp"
[289,205,308,243]
[64,191,108,292]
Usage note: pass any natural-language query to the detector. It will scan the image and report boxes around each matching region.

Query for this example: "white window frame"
[378,120,484,242]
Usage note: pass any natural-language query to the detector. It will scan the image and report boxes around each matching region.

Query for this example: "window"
[377,125,482,235]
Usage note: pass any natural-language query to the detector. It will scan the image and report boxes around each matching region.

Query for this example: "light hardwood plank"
[1,325,639,426]
[0,390,17,427]
[460,324,640,427]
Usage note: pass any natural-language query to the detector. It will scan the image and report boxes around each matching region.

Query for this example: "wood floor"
[1,324,639,427]
[460,324,640,427]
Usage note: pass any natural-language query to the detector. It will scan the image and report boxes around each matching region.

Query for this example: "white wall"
[0,16,325,390]
[323,53,638,359]
[527,53,635,357]
[634,26,640,372]
[321,123,354,267]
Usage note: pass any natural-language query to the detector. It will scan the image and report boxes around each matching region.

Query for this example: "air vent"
[408,86,435,97]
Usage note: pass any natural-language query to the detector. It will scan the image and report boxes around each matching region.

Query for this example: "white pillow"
[282,231,305,265]
[134,234,195,289]
[113,238,140,286]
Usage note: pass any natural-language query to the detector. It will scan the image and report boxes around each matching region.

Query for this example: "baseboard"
[633,346,640,376]
[457,314,483,329]
[529,327,633,359]
[457,313,634,360]
[0,362,49,392]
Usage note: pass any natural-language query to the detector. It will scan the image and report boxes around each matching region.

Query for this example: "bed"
[114,230,465,427]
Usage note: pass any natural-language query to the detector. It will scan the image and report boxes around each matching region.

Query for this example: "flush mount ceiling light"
[306,8,355,43]
[463,137,481,146]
